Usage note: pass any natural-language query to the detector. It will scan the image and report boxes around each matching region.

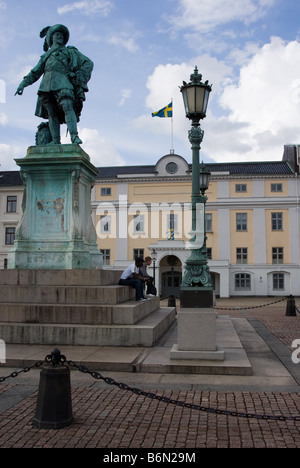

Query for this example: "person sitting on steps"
[118,257,150,302]
[140,256,156,296]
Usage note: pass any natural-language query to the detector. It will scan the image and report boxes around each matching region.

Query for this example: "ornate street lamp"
[180,66,213,308]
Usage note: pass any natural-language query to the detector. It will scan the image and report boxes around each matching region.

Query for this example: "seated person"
[118,257,150,302]
[140,256,156,296]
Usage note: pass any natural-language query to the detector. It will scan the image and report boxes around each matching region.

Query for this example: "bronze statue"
[15,24,93,145]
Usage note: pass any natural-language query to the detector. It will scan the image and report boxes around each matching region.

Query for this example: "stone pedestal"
[8,144,102,269]
[170,308,224,361]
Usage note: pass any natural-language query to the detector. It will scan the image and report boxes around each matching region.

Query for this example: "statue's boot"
[65,110,83,145]
[47,115,61,144]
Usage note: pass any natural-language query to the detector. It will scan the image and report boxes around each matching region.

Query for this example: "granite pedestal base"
[170,308,225,361]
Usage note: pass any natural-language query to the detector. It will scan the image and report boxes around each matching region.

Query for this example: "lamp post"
[170,67,224,362]
[180,66,213,308]
[151,248,157,286]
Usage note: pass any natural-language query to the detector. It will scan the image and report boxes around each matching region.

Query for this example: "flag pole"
[171,98,174,154]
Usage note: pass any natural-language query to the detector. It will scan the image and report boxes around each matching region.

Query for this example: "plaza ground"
[0,296,299,449]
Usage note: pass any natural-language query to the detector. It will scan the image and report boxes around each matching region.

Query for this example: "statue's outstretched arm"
[15,59,44,96]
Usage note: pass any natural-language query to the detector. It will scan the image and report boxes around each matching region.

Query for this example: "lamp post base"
[170,308,224,361]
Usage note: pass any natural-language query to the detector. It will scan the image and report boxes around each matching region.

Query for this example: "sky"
[1,0,300,170]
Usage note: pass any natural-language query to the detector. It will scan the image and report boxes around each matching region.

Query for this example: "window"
[101,187,112,196]
[273,273,284,290]
[235,184,247,193]
[272,247,284,264]
[166,162,178,174]
[271,183,282,192]
[236,248,248,264]
[272,213,283,231]
[100,249,110,266]
[134,214,144,232]
[235,273,251,290]
[207,247,212,260]
[167,213,178,231]
[100,215,111,233]
[236,213,247,231]
[5,227,15,245]
[206,213,212,232]
[7,196,17,213]
[133,249,144,260]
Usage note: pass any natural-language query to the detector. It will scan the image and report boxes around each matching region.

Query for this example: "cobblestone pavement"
[0,297,300,449]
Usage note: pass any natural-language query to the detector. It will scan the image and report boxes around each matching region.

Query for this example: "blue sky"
[1,0,300,170]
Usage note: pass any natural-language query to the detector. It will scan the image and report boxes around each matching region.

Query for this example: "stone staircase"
[0,270,176,347]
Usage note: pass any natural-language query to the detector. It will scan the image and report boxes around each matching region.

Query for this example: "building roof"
[207,161,294,175]
[0,160,295,186]
[97,160,294,179]
[0,171,23,186]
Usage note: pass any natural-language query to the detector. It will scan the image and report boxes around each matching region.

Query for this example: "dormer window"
[166,162,178,174]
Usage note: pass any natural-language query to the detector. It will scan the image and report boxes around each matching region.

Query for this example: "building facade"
[1,145,300,298]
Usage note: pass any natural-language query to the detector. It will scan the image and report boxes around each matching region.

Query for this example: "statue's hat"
[40,25,70,51]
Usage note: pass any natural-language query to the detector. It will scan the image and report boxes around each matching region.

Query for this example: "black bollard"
[286,295,297,317]
[168,295,176,307]
[33,348,73,429]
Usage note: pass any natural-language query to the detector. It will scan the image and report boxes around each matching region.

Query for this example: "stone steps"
[0,284,135,305]
[0,269,122,287]
[0,269,176,346]
[0,297,160,325]
[0,307,176,347]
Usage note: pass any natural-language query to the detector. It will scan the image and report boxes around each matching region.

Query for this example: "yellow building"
[1,145,300,298]
[93,148,300,298]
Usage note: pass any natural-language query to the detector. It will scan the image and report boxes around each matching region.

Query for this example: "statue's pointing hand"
[15,84,24,96]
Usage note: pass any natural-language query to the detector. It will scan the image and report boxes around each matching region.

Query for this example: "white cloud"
[137,37,300,164]
[0,113,7,125]
[0,144,22,171]
[169,0,275,33]
[119,89,132,107]
[61,128,125,167]
[134,58,232,148]
[58,0,113,17]
[107,33,140,53]
[213,37,300,161]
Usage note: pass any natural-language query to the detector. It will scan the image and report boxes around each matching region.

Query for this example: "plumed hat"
[40,24,70,52]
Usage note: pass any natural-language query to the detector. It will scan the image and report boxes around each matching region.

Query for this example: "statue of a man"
[15,24,93,145]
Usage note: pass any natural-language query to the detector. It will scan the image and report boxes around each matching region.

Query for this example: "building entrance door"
[161,270,182,298]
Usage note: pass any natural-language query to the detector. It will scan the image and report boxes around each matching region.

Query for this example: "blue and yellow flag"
[152,102,173,118]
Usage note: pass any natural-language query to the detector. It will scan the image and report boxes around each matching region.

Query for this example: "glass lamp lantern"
[180,66,212,121]
[199,162,211,195]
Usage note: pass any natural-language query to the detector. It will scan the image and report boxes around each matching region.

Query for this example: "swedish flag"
[152,102,173,118]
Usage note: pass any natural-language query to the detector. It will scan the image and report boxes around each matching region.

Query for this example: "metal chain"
[0,360,44,383]
[1,347,299,422]
[215,296,288,311]
[66,359,300,422]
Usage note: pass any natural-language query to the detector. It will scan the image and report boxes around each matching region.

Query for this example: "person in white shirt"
[118,257,150,302]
